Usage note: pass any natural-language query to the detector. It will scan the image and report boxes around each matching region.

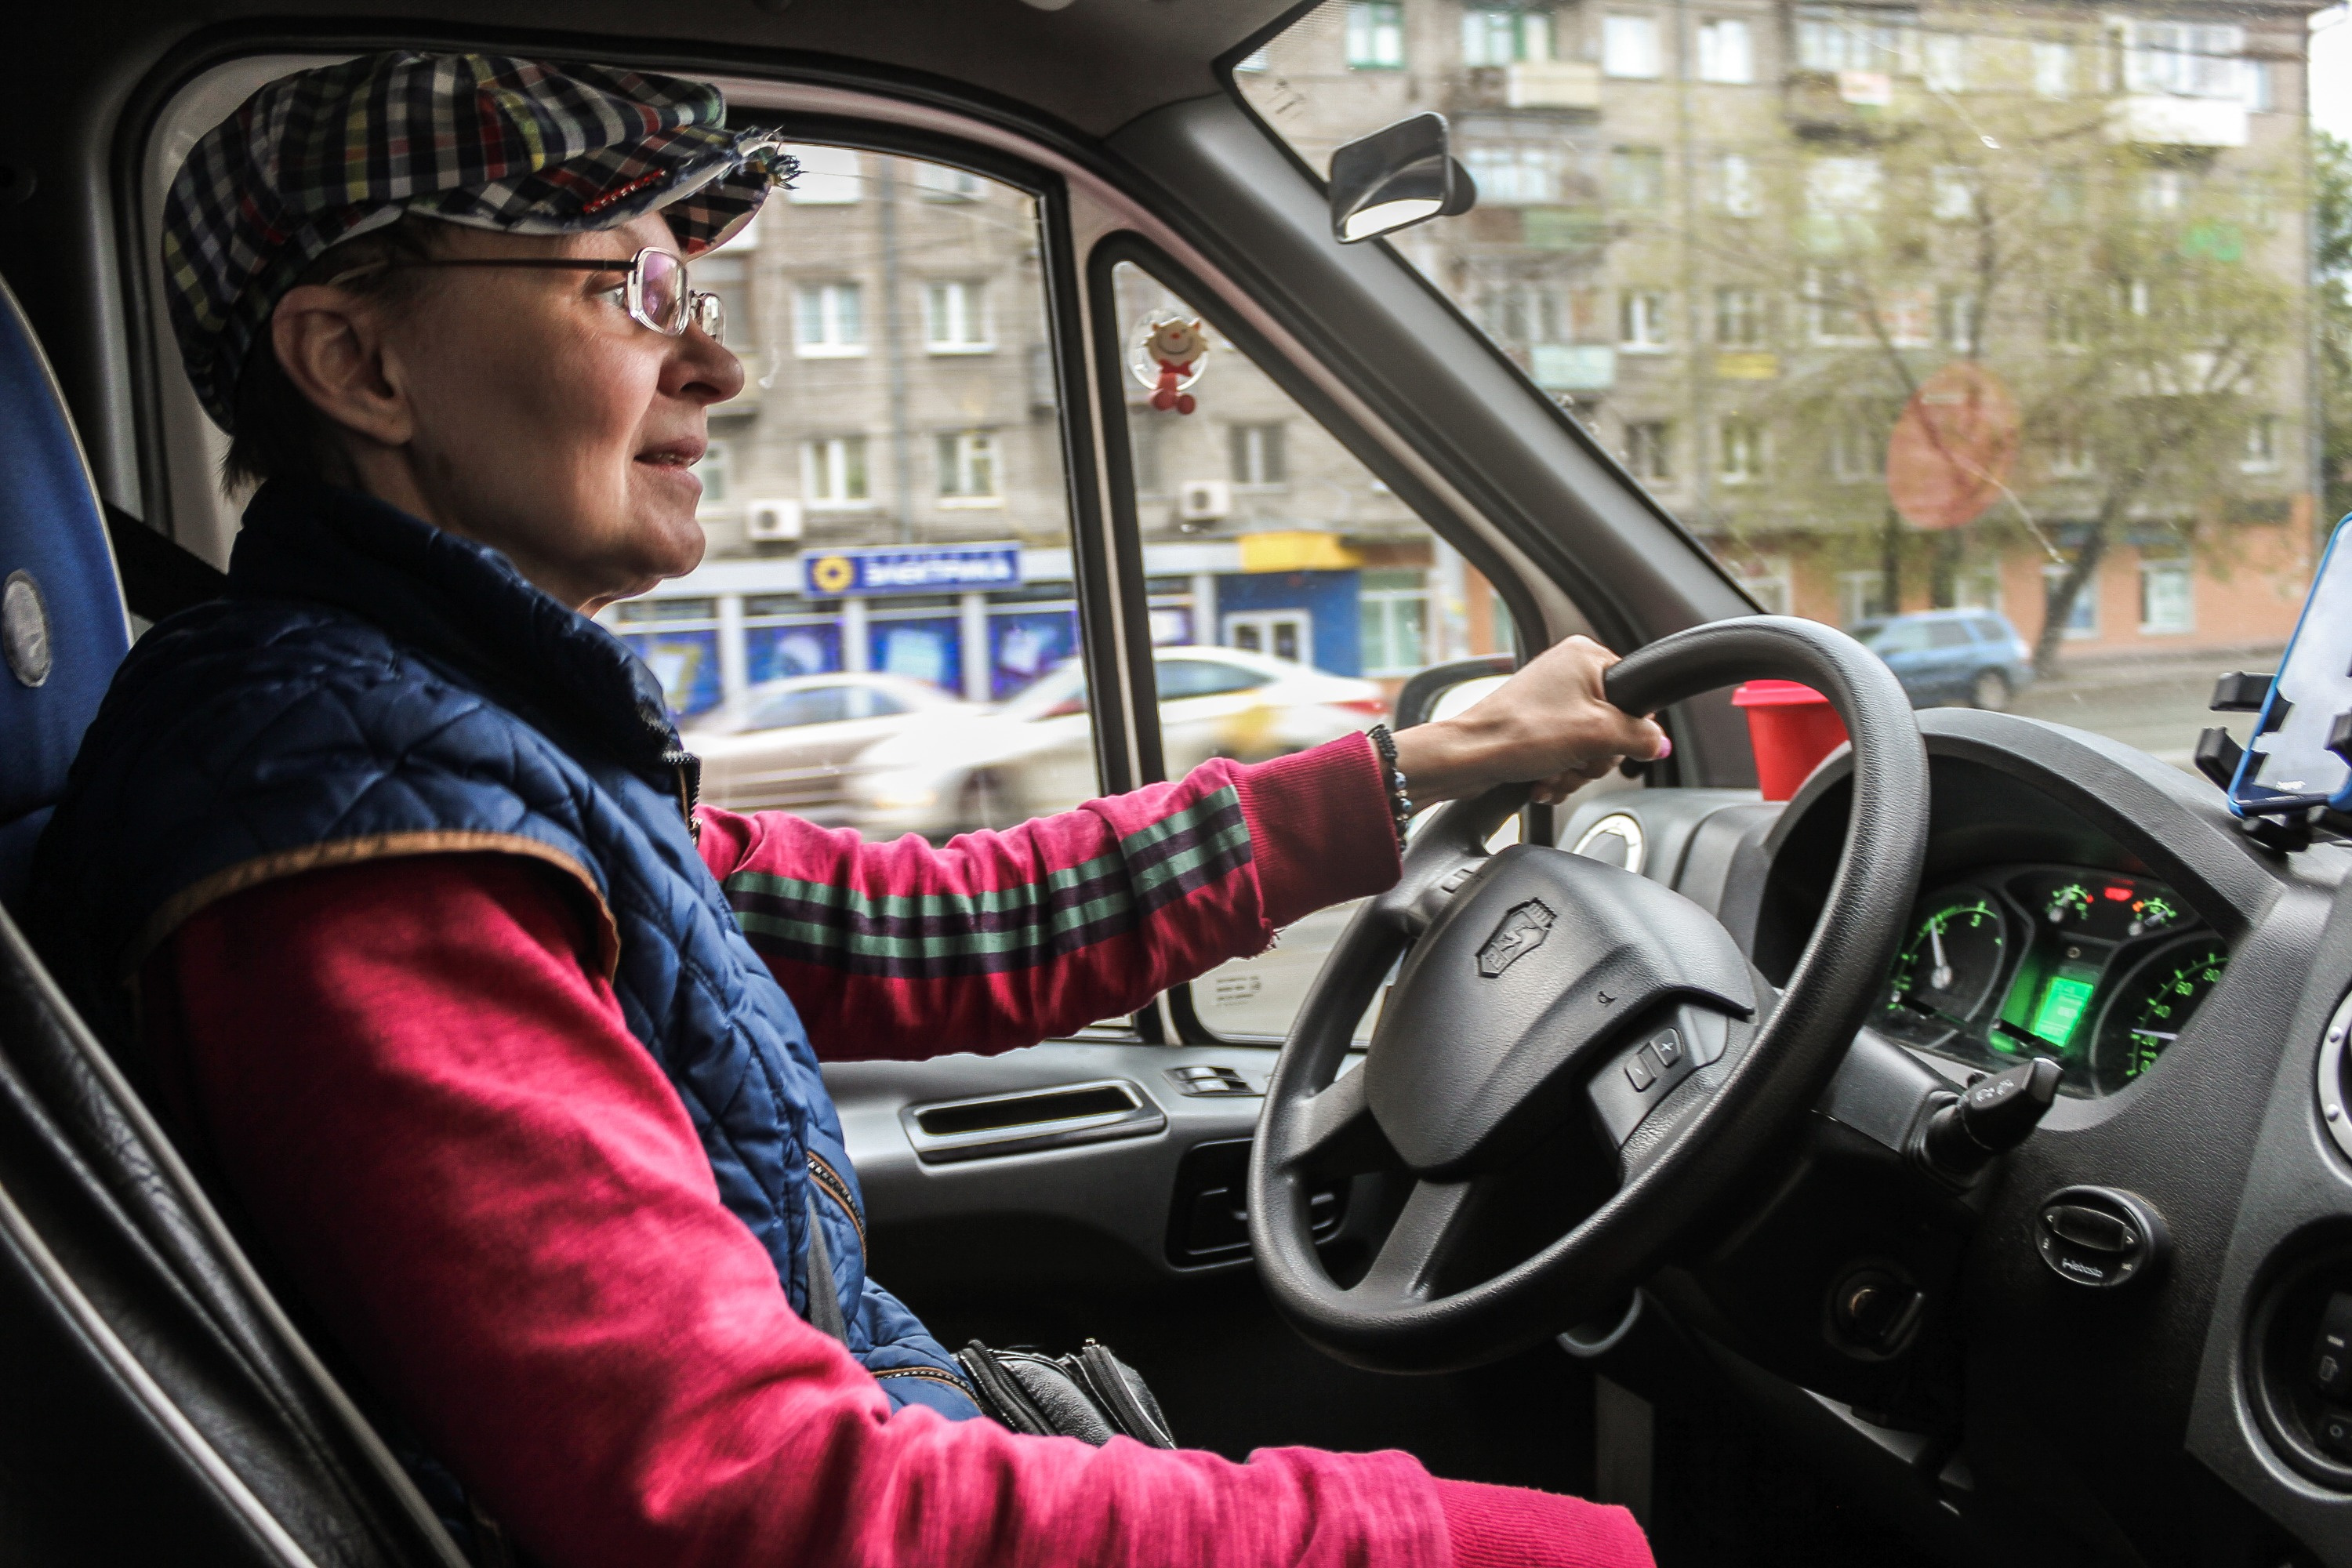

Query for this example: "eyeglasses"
[322,246,724,343]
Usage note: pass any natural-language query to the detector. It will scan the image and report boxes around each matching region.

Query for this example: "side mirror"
[1328,112,1478,244]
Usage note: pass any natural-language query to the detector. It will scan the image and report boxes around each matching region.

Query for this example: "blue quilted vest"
[28,478,980,1425]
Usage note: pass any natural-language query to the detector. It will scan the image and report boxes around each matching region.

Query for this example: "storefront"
[604,535,1486,721]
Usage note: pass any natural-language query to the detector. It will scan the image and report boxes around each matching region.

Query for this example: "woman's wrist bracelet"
[1367,724,1414,848]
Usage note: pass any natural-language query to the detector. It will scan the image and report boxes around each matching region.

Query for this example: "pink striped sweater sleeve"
[697,733,1402,1059]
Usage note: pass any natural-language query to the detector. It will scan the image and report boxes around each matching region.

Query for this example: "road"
[2009,646,2282,773]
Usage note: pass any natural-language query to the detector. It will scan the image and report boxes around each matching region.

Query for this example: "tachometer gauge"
[1882,889,2012,1046]
[2089,937,2229,1094]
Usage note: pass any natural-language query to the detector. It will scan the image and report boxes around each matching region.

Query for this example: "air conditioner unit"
[1178,480,1231,524]
[746,499,804,542]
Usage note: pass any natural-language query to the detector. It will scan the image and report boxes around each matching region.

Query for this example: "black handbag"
[954,1339,1178,1448]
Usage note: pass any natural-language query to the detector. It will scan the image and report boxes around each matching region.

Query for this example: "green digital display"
[2030,972,2097,1048]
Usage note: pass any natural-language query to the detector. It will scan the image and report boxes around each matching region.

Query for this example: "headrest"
[0,275,131,911]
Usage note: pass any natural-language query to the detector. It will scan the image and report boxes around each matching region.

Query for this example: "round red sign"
[1884,361,2020,532]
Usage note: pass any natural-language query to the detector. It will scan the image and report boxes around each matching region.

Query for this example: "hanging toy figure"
[1144,318,1209,414]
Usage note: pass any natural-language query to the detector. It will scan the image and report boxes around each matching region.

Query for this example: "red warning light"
[2102,885,2132,902]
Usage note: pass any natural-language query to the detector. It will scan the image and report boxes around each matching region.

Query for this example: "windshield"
[1237,2,2334,768]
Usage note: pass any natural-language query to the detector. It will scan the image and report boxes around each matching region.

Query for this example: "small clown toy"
[1145,318,1209,414]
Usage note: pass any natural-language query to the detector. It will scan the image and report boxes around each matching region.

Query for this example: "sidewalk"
[2009,644,2284,770]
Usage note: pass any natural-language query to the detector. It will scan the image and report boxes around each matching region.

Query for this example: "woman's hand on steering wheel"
[1391,635,1671,808]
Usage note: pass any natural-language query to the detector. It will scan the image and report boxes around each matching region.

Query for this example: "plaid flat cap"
[162,51,797,430]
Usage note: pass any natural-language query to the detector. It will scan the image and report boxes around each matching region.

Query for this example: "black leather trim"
[0,900,464,1565]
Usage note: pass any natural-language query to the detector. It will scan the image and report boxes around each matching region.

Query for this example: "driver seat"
[0,273,459,1566]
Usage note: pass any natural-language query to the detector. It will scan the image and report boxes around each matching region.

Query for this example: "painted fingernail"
[1654,736,1674,760]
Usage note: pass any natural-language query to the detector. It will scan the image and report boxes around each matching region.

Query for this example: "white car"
[684,672,964,822]
[848,646,1388,838]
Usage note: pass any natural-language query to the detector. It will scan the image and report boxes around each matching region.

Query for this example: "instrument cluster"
[1876,865,2227,1096]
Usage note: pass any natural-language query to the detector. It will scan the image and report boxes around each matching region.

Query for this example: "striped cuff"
[1233,733,1402,931]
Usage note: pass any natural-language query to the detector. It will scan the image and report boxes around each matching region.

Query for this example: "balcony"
[2105,95,2248,148]
[1782,70,1918,142]
[1531,344,1617,392]
[1454,60,1603,114]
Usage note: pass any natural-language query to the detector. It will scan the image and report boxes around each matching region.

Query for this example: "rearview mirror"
[1328,112,1478,244]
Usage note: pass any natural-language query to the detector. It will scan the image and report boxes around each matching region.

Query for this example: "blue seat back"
[0,277,132,910]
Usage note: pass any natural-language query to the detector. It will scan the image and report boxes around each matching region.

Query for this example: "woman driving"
[34,52,1664,1568]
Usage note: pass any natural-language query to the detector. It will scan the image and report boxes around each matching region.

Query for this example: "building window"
[2140,169,2189,217]
[1345,1,1406,68]
[1620,290,1671,351]
[923,281,992,353]
[1463,6,1553,64]
[1922,31,1967,91]
[1838,570,1890,626]
[1807,157,1885,217]
[786,144,862,205]
[698,438,734,510]
[1711,154,1761,216]
[1714,287,1766,347]
[2140,557,2194,633]
[1483,283,1563,344]
[1624,419,1673,482]
[1229,422,1289,487]
[1941,289,1977,353]
[802,436,871,508]
[1464,143,1563,204]
[915,163,983,201]
[2048,295,2089,351]
[1828,417,1879,482]
[1734,555,1793,614]
[1697,18,1754,82]
[1602,13,1662,78]
[1719,416,1767,485]
[1795,5,1916,74]
[1932,165,1975,222]
[2116,20,2245,100]
[2045,562,2100,638]
[936,431,1000,503]
[2242,414,2281,472]
[2048,433,2095,478]
[1806,268,1867,344]
[1359,570,1431,676]
[2033,40,2074,97]
[1610,146,1666,209]
[794,283,866,357]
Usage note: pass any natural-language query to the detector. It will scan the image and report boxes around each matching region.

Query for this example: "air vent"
[902,1080,1164,1164]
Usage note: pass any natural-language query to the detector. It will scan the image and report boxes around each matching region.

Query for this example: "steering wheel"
[1247,617,1929,1373]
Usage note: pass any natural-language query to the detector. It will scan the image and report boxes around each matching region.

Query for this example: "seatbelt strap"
[802,1194,849,1344]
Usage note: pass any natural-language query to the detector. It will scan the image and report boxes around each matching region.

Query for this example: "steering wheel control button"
[1919,1056,2060,1182]
[1623,1054,1655,1091]
[2034,1186,2168,1289]
[1651,1029,1682,1069]
[2313,1294,2352,1398]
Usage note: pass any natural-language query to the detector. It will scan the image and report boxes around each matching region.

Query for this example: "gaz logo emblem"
[1477,899,1556,978]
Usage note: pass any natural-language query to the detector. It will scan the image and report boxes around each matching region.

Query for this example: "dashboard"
[1875,865,2230,1097]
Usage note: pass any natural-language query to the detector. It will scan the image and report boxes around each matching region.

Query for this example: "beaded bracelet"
[1367,724,1414,847]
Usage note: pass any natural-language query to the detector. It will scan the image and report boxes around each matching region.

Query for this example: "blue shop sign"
[800,543,1022,597]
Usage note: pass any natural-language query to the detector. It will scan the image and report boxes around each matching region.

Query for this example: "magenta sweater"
[140,734,1653,1568]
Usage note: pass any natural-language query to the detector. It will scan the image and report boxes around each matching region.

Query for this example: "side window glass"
[600,147,1101,839]
[1240,4,2318,755]
[1108,261,1518,1040]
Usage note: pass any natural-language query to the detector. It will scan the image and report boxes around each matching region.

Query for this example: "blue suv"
[1849,608,2037,710]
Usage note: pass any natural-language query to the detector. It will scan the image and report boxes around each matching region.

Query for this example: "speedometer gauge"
[1882,887,2012,1047]
[2089,936,2229,1094]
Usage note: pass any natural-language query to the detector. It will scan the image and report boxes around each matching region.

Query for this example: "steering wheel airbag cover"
[1367,844,1755,1176]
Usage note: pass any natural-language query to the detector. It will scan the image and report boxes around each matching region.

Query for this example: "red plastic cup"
[1731,681,1849,802]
